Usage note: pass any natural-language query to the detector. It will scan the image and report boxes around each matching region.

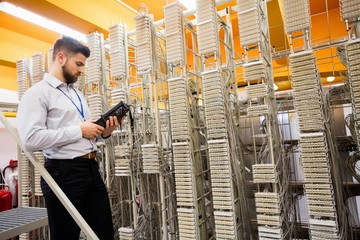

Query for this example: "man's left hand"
[101,116,121,138]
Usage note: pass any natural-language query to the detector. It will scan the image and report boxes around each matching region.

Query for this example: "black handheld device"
[94,101,130,128]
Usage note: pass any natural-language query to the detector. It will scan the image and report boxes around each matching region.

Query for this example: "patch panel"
[237,2,261,47]
[118,227,134,240]
[33,152,44,196]
[245,83,268,99]
[16,59,28,99]
[195,0,218,54]
[305,188,333,198]
[214,211,237,239]
[114,145,131,158]
[247,104,269,117]
[177,208,199,239]
[292,83,321,94]
[253,164,277,183]
[258,226,282,240]
[109,24,126,77]
[291,92,321,103]
[309,219,339,239]
[304,172,331,181]
[301,150,327,158]
[298,122,325,133]
[172,142,197,207]
[20,153,30,207]
[303,177,333,184]
[295,96,322,108]
[308,209,336,218]
[31,53,44,84]
[292,87,321,100]
[306,198,335,206]
[256,215,281,227]
[87,94,103,120]
[168,78,191,141]
[86,33,102,84]
[47,48,53,71]
[255,193,281,229]
[340,0,360,19]
[255,192,279,202]
[164,2,184,64]
[135,14,153,73]
[300,142,326,151]
[347,41,360,150]
[284,0,311,33]
[110,89,126,106]
[114,159,131,177]
[302,162,329,170]
[291,68,317,78]
[243,61,267,82]
[301,145,327,153]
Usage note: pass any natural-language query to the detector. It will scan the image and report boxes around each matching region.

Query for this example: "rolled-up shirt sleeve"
[17,89,82,152]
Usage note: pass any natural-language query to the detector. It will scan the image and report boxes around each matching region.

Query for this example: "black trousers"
[41,157,114,240]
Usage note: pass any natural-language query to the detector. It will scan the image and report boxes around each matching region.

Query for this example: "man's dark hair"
[52,36,90,61]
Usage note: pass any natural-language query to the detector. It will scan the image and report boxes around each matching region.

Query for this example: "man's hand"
[81,121,104,139]
[101,116,121,138]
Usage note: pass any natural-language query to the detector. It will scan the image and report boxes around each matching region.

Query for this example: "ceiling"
[0,0,348,91]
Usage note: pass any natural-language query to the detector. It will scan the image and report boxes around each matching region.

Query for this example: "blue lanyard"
[57,86,85,120]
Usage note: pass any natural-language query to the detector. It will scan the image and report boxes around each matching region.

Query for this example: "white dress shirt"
[17,73,97,159]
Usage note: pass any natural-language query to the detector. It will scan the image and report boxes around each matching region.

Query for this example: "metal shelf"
[0,207,48,239]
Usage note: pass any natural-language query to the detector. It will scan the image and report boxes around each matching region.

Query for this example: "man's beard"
[62,63,79,84]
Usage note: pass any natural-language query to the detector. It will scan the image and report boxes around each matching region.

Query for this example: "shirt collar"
[44,73,74,89]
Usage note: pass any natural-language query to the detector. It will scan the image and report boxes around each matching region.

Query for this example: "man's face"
[61,53,86,84]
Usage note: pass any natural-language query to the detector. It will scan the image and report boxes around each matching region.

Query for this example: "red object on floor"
[0,186,12,212]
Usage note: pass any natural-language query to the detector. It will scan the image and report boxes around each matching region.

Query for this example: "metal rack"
[0,207,48,239]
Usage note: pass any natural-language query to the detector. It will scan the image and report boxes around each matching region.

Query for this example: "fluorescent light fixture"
[274,83,279,91]
[0,2,87,42]
[327,76,335,82]
[178,0,197,10]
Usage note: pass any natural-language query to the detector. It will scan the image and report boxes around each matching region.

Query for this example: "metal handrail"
[0,112,99,240]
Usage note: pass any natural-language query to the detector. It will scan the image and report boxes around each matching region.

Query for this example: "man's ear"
[57,52,67,65]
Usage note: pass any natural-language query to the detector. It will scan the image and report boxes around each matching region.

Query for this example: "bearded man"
[17,36,118,240]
